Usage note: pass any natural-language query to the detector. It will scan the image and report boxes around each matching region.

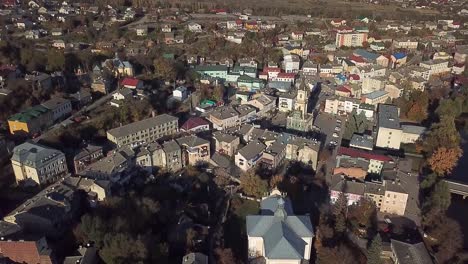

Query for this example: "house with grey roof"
[41,97,72,122]
[79,147,135,183]
[3,178,81,238]
[235,140,266,171]
[11,142,67,185]
[246,189,314,263]
[390,239,434,264]
[213,131,240,157]
[176,135,210,166]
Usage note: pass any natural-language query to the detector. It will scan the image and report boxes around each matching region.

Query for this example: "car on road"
[334,127,341,132]
[329,140,338,146]
[332,132,339,138]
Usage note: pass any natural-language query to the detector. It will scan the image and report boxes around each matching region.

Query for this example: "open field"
[163,0,440,18]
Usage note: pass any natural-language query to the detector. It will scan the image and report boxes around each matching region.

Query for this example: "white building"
[188,22,202,33]
[324,96,360,115]
[282,54,301,73]
[11,142,67,185]
[246,190,314,263]
[420,59,450,78]
[235,140,266,171]
[376,105,403,150]
[173,86,188,101]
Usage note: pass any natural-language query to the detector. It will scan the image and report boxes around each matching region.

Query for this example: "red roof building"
[0,239,54,264]
[277,72,296,79]
[338,147,392,162]
[180,117,210,132]
[121,77,142,89]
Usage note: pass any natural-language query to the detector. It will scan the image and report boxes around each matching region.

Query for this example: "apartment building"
[285,137,320,171]
[41,97,72,122]
[335,32,368,47]
[336,146,393,176]
[235,140,266,171]
[260,140,286,170]
[73,144,104,174]
[11,142,67,185]
[106,114,179,147]
[8,105,53,135]
[282,54,301,73]
[393,39,418,50]
[330,175,365,205]
[207,106,240,130]
[381,180,408,216]
[376,105,403,150]
[454,45,468,63]
[361,76,386,94]
[213,131,240,157]
[362,90,390,108]
[324,96,360,115]
[177,135,210,166]
[420,59,450,77]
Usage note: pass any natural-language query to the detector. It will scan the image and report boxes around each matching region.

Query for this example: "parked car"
[335,127,341,132]
[332,132,339,138]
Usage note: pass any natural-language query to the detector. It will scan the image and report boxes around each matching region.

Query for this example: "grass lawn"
[223,197,259,261]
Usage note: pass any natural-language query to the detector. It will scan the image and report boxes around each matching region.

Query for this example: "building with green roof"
[8,105,53,135]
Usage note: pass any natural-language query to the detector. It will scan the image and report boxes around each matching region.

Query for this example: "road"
[313,112,346,179]
[34,91,116,142]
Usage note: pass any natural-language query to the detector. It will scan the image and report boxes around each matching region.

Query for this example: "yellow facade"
[8,120,30,134]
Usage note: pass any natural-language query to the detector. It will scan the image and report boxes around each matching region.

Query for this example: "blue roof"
[354,49,380,61]
[393,52,407,59]
[365,90,388,100]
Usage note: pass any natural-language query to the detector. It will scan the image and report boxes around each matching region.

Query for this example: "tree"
[212,84,225,102]
[422,180,451,227]
[429,217,463,264]
[269,174,284,189]
[333,193,348,234]
[348,198,376,229]
[240,170,268,198]
[99,233,148,264]
[215,248,238,264]
[367,234,383,264]
[343,109,368,140]
[424,117,460,152]
[153,57,176,81]
[47,49,66,71]
[436,98,462,119]
[428,147,463,176]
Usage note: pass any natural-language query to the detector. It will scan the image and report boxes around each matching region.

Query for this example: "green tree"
[240,169,268,199]
[212,84,225,102]
[422,180,451,227]
[333,193,348,234]
[47,49,66,71]
[343,109,368,140]
[367,234,383,264]
[424,117,460,153]
[436,99,462,119]
[153,57,176,81]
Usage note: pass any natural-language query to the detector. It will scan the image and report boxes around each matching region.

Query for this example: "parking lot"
[314,112,345,147]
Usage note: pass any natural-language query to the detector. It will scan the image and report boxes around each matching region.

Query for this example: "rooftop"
[107,114,178,139]
[391,239,433,264]
[378,104,401,130]
[11,142,64,168]
[237,140,266,160]
[8,105,49,123]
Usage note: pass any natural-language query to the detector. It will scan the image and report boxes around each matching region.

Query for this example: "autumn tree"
[269,174,284,189]
[428,146,463,176]
[240,169,268,198]
[367,234,383,264]
[348,198,376,230]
